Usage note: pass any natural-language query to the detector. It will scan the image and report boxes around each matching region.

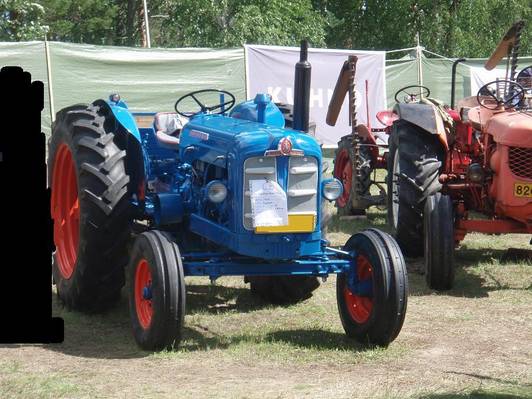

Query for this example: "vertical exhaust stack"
[293,40,311,132]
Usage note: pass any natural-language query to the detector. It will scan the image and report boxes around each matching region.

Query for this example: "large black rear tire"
[336,229,408,346]
[387,120,443,257]
[424,193,455,290]
[246,275,320,305]
[333,135,371,216]
[48,104,131,312]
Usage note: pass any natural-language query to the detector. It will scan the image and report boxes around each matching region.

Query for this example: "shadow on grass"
[43,283,283,359]
[406,245,531,298]
[43,290,145,359]
[407,267,491,299]
[186,284,269,314]
[180,327,375,353]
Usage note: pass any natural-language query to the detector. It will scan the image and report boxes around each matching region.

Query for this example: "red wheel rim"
[344,255,373,324]
[334,149,352,208]
[135,259,153,329]
[51,144,79,279]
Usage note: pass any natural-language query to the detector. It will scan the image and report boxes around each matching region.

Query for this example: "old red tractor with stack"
[386,21,531,290]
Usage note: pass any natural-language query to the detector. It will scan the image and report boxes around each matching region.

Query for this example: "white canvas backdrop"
[470,65,508,94]
[245,45,387,146]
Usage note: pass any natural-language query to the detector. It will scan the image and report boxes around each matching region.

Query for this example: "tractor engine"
[168,97,325,260]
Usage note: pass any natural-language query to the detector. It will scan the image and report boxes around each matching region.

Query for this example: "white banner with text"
[245,45,387,146]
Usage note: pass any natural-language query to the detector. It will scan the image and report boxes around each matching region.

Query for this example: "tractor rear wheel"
[333,135,371,216]
[246,275,320,305]
[48,104,131,311]
[424,193,455,290]
[127,230,186,351]
[387,120,443,257]
[336,229,407,346]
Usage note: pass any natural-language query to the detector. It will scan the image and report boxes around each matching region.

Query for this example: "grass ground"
[1,204,530,398]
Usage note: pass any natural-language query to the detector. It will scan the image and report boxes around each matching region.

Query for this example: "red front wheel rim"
[51,144,79,279]
[334,149,352,208]
[344,255,373,324]
[135,259,154,329]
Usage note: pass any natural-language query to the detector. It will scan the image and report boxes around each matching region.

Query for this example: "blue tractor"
[48,42,408,350]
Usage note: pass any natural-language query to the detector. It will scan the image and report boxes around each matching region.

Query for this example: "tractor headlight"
[206,180,227,203]
[322,178,343,201]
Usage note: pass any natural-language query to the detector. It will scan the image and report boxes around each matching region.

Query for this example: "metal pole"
[44,33,55,123]
[416,32,424,99]
[142,0,151,48]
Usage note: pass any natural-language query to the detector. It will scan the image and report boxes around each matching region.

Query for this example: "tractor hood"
[179,114,322,164]
[485,111,532,148]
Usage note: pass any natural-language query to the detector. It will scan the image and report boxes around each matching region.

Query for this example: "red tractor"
[386,21,531,290]
[328,56,390,216]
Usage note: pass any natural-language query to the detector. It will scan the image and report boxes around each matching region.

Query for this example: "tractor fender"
[93,99,142,144]
[92,99,149,199]
[393,103,448,150]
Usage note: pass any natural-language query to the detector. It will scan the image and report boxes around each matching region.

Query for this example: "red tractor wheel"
[333,135,371,216]
[48,104,131,311]
[337,229,408,346]
[128,230,186,351]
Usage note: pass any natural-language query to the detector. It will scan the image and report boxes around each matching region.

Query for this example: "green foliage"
[0,0,530,58]
[167,0,326,47]
[318,0,531,57]
[38,0,118,44]
[0,0,49,41]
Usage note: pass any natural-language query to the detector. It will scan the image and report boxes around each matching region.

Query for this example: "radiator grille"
[243,156,277,230]
[287,157,318,214]
[508,147,532,179]
[243,156,318,230]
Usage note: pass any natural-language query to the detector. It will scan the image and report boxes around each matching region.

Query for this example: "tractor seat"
[154,112,188,150]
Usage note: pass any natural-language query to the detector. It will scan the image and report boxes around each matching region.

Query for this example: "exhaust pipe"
[451,58,466,109]
[293,40,311,132]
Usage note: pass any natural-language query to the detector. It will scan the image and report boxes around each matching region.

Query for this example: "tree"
[168,0,326,47]
[37,0,118,45]
[0,0,49,41]
[316,0,531,58]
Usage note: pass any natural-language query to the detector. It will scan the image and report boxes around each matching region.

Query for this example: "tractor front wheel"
[424,193,455,290]
[127,231,186,351]
[336,229,408,346]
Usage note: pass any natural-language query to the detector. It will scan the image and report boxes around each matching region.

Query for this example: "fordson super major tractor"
[385,21,531,290]
[49,42,407,350]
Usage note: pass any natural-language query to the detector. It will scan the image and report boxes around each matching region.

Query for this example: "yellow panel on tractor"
[255,214,316,234]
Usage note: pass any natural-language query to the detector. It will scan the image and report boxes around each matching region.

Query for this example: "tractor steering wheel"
[174,89,236,118]
[394,85,431,103]
[476,80,525,110]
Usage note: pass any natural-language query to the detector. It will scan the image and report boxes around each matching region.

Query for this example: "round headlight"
[322,178,343,201]
[206,180,227,203]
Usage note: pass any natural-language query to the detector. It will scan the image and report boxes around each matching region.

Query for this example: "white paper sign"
[250,179,288,227]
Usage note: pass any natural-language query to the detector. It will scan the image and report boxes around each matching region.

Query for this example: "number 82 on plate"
[514,182,532,198]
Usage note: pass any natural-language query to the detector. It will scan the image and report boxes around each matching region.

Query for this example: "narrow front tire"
[127,231,186,351]
[336,229,408,346]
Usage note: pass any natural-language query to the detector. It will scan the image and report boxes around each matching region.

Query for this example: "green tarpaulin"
[0,41,529,137]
